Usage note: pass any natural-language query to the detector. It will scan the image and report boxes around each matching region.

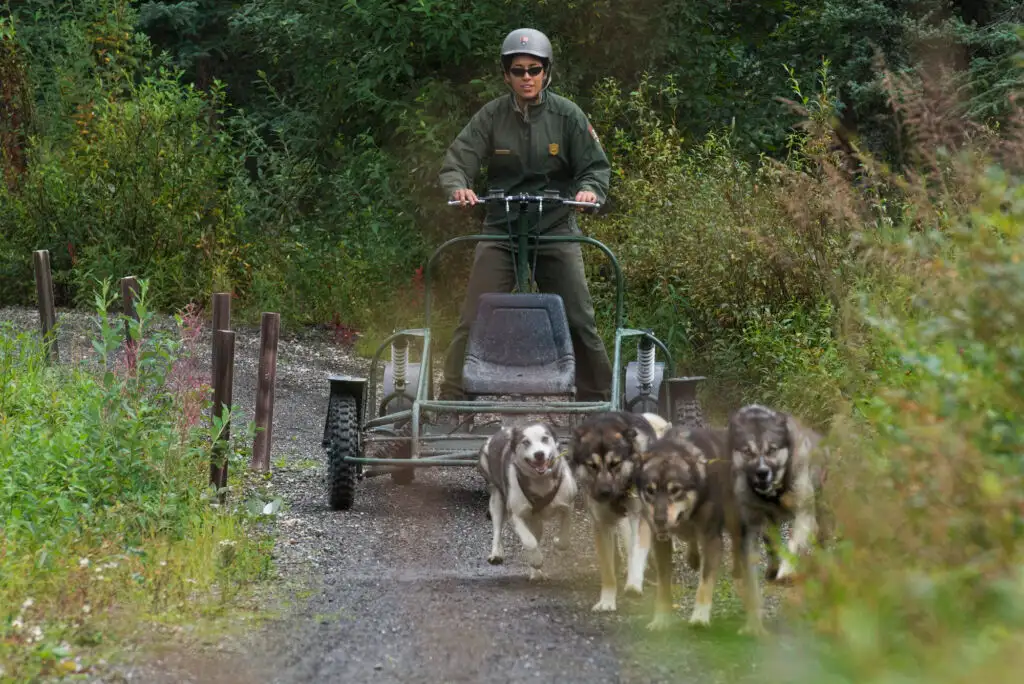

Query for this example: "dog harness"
[518,462,565,511]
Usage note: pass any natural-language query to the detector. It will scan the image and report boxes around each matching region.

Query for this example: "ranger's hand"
[452,189,479,206]
[575,189,598,212]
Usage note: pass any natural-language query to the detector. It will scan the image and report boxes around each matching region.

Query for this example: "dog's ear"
[625,425,656,455]
[570,423,586,445]
[623,426,639,450]
[508,425,525,449]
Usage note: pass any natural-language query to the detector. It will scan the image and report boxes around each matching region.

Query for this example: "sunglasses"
[508,65,544,78]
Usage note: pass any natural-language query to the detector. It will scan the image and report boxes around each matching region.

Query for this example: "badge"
[587,123,600,143]
[548,143,559,156]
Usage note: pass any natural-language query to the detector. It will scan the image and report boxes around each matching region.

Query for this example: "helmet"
[500,28,553,67]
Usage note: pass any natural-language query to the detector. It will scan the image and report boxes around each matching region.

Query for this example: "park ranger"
[439,27,613,404]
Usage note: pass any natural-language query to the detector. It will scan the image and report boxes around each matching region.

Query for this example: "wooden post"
[32,250,58,363]
[211,292,231,386]
[251,312,280,472]
[120,275,140,370]
[212,292,231,336]
[120,276,140,326]
[211,329,235,493]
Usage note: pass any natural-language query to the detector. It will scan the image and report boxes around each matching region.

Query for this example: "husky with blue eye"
[478,421,577,580]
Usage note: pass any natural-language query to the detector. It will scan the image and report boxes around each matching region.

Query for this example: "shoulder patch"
[587,123,601,144]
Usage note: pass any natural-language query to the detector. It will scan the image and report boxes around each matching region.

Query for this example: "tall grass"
[0,280,272,681]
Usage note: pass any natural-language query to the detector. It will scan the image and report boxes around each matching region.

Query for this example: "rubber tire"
[675,399,707,429]
[326,393,358,511]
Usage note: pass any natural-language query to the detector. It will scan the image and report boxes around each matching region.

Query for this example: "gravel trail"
[3,306,784,684]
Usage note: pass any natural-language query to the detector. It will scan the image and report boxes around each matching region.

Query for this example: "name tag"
[494,149,512,155]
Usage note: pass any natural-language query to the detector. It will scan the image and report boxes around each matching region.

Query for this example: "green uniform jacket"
[439,91,611,235]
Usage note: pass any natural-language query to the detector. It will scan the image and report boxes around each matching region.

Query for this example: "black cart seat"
[462,292,576,397]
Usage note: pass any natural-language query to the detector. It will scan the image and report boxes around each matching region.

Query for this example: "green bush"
[0,281,269,680]
[770,159,1024,684]
[0,69,244,310]
[581,70,850,418]
[227,124,432,331]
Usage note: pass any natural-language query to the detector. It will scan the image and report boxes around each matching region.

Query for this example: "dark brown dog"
[636,424,745,630]
[569,410,670,612]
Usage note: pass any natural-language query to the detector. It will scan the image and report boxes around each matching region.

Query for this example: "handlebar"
[447,192,601,211]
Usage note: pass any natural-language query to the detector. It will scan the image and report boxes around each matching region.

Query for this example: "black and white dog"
[478,422,577,579]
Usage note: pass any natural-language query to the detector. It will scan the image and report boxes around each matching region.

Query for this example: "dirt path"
[3,306,782,684]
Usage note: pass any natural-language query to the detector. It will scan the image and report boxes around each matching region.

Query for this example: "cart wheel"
[326,392,358,511]
[675,399,707,429]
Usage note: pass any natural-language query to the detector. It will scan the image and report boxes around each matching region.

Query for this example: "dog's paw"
[688,604,712,627]
[771,562,799,585]
[591,590,617,612]
[523,547,544,569]
[776,558,794,576]
[528,568,547,582]
[553,536,571,551]
[738,621,768,638]
[487,553,505,565]
[622,582,644,598]
[770,573,799,587]
[646,613,676,631]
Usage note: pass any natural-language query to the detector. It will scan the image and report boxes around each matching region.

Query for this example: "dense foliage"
[1,1,1020,344]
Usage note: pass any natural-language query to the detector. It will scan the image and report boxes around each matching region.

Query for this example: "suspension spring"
[637,336,655,392]
[392,338,409,392]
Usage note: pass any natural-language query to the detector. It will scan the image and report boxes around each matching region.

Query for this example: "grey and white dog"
[729,403,832,636]
[478,422,577,579]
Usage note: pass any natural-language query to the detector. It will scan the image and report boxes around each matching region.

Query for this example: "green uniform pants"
[440,240,613,402]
